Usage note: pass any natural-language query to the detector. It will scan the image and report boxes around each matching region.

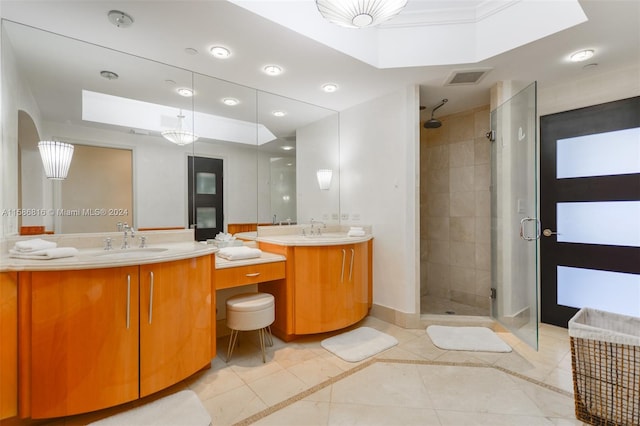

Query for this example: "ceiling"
[1,0,639,121]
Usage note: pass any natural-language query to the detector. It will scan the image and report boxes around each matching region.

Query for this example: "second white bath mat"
[321,327,398,362]
[426,325,512,352]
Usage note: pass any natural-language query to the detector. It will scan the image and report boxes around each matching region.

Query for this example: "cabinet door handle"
[341,249,346,282]
[245,272,261,277]
[148,271,154,324]
[349,248,355,282]
[126,274,131,329]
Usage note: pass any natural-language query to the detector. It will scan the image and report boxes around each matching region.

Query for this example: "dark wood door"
[539,96,640,327]
[188,156,223,241]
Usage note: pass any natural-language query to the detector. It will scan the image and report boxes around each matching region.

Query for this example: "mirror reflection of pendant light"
[38,140,74,180]
[161,112,198,146]
[316,169,333,190]
[316,0,407,28]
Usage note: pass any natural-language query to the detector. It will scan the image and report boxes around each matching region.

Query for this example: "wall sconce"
[38,140,74,180]
[316,169,332,190]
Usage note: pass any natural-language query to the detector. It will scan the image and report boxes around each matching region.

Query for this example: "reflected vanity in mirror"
[1,20,340,239]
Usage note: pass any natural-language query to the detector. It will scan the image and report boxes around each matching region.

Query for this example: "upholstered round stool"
[225,292,275,363]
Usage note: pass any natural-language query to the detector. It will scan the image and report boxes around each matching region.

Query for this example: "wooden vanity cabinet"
[139,256,211,397]
[293,241,370,334]
[21,255,213,419]
[1,272,18,420]
[29,266,140,418]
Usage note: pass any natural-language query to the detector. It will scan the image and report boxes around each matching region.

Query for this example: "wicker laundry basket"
[568,307,640,426]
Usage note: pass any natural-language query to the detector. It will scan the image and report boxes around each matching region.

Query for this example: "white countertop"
[0,241,218,272]
[256,232,372,247]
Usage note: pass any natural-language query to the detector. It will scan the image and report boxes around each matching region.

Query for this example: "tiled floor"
[191,316,581,426]
[421,294,490,317]
[57,315,583,426]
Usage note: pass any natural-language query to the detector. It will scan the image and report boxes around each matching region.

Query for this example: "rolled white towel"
[217,246,262,261]
[14,238,57,252]
[9,247,79,260]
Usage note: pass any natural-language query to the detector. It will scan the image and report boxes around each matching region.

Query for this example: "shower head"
[423,99,448,129]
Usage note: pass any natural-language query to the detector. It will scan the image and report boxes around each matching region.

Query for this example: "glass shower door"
[490,82,539,350]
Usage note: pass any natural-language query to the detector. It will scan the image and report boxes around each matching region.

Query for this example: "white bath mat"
[90,390,211,426]
[321,326,398,362]
[426,325,512,353]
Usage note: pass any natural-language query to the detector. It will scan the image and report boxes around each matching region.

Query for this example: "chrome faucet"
[121,223,135,249]
[309,218,326,235]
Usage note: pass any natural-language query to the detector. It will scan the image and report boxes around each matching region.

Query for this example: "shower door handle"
[519,217,540,241]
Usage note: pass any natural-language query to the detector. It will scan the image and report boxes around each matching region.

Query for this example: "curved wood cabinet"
[293,241,370,334]
[20,255,212,419]
[139,257,211,397]
[30,267,140,418]
[1,272,18,420]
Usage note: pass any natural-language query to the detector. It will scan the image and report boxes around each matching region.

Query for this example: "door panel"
[139,257,211,397]
[188,156,223,241]
[540,96,640,327]
[30,267,139,418]
[490,82,539,350]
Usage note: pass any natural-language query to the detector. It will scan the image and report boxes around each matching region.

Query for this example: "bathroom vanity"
[0,227,372,420]
[1,232,216,419]
[256,227,373,341]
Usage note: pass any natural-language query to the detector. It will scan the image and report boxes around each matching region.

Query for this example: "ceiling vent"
[445,68,491,86]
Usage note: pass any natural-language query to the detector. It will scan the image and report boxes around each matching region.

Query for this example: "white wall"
[340,85,421,316]
[538,64,640,116]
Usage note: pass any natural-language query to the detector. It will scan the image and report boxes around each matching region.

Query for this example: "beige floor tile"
[286,356,346,387]
[330,362,433,409]
[202,384,267,426]
[436,410,555,425]
[248,369,309,406]
[252,400,331,426]
[328,402,441,426]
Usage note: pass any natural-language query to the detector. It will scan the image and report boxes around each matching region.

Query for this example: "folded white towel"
[349,226,364,231]
[347,230,366,237]
[9,247,79,260]
[217,246,262,261]
[14,238,57,252]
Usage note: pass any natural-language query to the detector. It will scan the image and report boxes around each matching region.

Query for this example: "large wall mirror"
[1,20,339,239]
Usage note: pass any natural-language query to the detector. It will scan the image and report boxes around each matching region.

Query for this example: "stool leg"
[226,329,239,363]
[266,325,274,347]
[258,328,266,363]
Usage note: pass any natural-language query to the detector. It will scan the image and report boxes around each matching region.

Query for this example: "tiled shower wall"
[420,105,492,312]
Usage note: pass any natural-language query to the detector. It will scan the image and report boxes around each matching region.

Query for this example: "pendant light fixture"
[316,0,407,28]
[161,112,198,146]
[38,140,74,180]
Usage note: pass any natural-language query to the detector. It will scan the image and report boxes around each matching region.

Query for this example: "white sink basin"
[92,247,168,259]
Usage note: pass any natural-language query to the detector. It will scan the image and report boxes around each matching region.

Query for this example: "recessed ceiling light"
[322,83,338,93]
[107,10,134,28]
[272,110,286,117]
[282,146,294,151]
[263,65,283,76]
[210,46,231,58]
[100,70,119,80]
[177,88,193,97]
[570,49,595,62]
[222,98,239,106]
